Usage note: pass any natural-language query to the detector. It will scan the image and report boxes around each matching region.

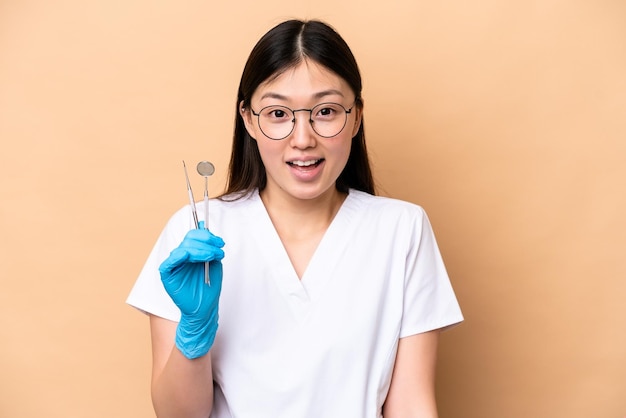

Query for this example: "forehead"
[254,60,351,102]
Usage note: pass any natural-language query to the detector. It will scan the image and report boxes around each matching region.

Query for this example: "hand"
[159,222,225,359]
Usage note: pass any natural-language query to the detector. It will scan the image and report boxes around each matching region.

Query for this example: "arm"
[383,330,441,418]
[149,315,214,418]
[148,225,225,418]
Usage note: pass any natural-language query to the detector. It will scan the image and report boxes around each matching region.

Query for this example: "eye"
[262,106,292,120]
[313,103,342,120]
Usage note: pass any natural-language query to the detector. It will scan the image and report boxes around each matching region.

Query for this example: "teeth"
[290,159,319,167]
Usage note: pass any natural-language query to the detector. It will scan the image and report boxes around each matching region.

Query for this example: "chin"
[289,183,338,201]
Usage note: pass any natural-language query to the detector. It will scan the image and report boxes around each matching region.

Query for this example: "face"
[240,60,361,204]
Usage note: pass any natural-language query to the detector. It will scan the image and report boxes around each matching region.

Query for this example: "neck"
[260,187,347,238]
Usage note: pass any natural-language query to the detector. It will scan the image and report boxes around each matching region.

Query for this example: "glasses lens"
[258,106,294,140]
[310,103,348,138]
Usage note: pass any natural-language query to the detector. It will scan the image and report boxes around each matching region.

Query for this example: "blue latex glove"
[159,222,225,359]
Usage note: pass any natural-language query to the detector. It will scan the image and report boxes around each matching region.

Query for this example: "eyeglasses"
[249,102,354,140]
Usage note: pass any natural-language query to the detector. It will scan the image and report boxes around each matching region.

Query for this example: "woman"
[127,19,463,418]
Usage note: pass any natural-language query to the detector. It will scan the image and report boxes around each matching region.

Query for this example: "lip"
[286,158,325,181]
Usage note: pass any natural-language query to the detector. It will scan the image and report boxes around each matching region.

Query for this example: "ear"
[351,99,363,138]
[239,100,257,140]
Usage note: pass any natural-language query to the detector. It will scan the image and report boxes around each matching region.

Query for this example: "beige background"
[1,1,625,417]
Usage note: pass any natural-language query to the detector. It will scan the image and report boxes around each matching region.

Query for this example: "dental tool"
[183,161,199,228]
[196,161,215,285]
[182,160,211,285]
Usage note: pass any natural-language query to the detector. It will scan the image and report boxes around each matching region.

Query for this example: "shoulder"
[211,189,261,220]
[162,190,259,234]
[347,189,427,222]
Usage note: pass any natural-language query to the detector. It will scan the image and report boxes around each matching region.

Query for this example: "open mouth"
[287,159,324,168]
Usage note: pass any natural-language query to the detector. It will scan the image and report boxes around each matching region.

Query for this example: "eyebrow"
[259,89,345,101]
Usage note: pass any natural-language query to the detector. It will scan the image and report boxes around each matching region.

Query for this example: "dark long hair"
[222,19,375,198]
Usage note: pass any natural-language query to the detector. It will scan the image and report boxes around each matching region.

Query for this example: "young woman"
[127,19,463,418]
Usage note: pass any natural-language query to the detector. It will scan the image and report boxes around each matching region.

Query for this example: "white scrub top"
[127,189,463,418]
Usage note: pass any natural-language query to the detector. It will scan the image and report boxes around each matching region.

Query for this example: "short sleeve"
[399,208,463,337]
[126,206,195,322]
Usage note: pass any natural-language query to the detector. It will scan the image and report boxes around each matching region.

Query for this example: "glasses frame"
[249,102,355,141]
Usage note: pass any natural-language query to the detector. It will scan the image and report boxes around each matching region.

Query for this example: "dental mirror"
[197,160,215,285]
[197,161,215,177]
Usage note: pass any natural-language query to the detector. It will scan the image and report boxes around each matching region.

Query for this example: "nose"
[289,109,317,148]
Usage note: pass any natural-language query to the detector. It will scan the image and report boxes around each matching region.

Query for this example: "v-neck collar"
[247,189,361,318]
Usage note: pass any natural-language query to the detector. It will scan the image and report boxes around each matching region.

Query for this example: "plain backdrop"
[1,1,625,417]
